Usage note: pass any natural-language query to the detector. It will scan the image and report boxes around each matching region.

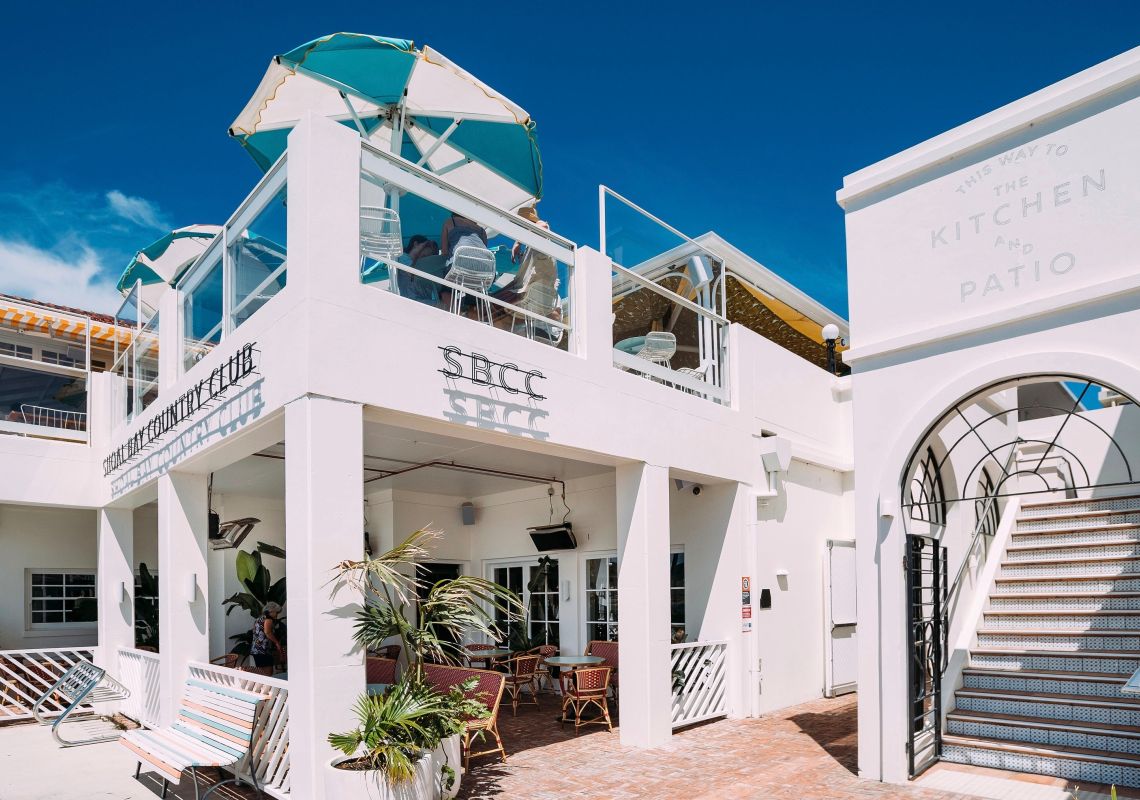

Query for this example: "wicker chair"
[464,643,497,670]
[379,644,401,661]
[560,666,613,735]
[209,653,240,670]
[586,640,619,701]
[365,656,397,685]
[503,654,541,715]
[528,645,559,692]
[423,664,507,769]
[239,664,274,677]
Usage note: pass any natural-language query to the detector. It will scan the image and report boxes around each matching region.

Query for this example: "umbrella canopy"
[230,33,543,212]
[116,225,220,311]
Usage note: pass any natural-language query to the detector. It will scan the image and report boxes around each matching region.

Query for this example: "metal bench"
[32,658,131,746]
[119,677,268,800]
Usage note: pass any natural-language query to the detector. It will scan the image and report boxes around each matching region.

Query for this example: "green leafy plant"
[328,528,523,783]
[223,542,286,657]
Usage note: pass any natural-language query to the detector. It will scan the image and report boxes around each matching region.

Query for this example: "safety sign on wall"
[742,576,753,633]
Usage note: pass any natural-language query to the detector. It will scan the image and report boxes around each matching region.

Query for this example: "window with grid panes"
[527,560,560,645]
[41,350,76,367]
[29,570,96,627]
[670,551,686,642]
[585,555,618,642]
[0,341,32,360]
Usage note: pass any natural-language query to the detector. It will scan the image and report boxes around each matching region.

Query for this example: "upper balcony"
[0,295,131,443]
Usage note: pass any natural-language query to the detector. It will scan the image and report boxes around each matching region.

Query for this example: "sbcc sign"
[438,345,546,400]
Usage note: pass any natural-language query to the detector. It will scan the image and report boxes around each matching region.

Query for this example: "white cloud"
[106,189,168,230]
[0,238,123,315]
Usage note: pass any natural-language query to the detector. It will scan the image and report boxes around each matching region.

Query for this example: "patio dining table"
[545,655,607,723]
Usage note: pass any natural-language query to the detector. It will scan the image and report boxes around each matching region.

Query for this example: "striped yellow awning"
[0,302,133,348]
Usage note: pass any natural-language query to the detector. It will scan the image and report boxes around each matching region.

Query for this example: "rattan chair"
[423,664,507,769]
[503,654,541,715]
[365,656,397,685]
[464,643,497,670]
[528,645,559,692]
[560,666,613,735]
[586,640,619,702]
[209,653,240,670]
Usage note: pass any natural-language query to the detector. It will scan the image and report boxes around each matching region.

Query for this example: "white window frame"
[484,555,562,647]
[26,568,98,631]
[581,546,686,645]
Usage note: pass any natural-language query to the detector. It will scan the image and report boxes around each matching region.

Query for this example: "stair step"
[948,711,1140,756]
[942,733,1140,786]
[1021,494,1140,516]
[989,594,1140,612]
[1005,543,1140,563]
[957,687,1140,706]
[955,689,1140,726]
[995,575,1140,592]
[971,650,1140,675]
[1000,555,1140,577]
[977,630,1140,652]
[962,668,1128,699]
[1013,528,1140,548]
[982,610,1140,631]
[1019,507,1140,524]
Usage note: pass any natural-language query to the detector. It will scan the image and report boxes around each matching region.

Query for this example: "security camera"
[692,485,702,496]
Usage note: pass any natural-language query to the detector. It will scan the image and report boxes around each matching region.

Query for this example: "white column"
[286,395,365,800]
[96,508,134,671]
[616,461,672,747]
[157,471,209,726]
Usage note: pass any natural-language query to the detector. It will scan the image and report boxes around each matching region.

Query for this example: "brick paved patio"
[457,692,975,800]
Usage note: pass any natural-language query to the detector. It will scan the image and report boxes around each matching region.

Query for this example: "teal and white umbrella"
[229,33,543,213]
[117,224,220,311]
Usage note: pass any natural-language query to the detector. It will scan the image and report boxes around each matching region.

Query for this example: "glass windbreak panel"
[132,312,160,415]
[182,252,224,370]
[0,359,88,431]
[360,165,573,350]
[230,186,288,330]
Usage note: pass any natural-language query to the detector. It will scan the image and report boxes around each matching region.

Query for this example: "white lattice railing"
[670,640,729,730]
[0,647,96,722]
[117,647,161,727]
[188,661,291,798]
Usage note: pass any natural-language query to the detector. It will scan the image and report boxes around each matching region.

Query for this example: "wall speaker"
[460,502,476,526]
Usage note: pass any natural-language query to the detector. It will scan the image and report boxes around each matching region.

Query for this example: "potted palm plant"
[324,529,522,800]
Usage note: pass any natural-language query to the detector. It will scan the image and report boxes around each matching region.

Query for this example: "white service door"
[825,540,857,696]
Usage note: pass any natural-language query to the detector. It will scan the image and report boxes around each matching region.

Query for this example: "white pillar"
[286,395,366,800]
[616,461,672,747]
[157,471,209,726]
[96,508,134,671]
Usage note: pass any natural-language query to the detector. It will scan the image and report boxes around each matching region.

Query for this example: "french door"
[488,558,560,648]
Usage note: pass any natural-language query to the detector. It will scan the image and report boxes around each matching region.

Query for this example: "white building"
[842,45,1140,788]
[0,105,855,797]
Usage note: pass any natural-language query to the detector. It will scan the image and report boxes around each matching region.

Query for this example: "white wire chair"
[360,206,403,289]
[21,405,87,430]
[444,244,497,323]
[636,331,677,368]
[511,282,561,342]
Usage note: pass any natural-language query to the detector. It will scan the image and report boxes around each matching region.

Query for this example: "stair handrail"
[948,440,1021,603]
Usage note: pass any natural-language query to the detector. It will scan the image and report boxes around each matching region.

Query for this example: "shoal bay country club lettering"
[103,343,257,475]
[925,141,1107,304]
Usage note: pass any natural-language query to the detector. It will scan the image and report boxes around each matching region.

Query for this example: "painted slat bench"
[119,677,267,800]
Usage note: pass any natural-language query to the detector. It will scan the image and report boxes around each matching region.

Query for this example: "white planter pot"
[324,734,463,800]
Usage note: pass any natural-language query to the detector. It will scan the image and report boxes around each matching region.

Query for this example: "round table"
[466,648,513,668]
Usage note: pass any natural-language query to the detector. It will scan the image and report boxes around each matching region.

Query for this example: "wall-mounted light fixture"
[185,573,198,604]
[120,581,130,604]
[822,323,847,376]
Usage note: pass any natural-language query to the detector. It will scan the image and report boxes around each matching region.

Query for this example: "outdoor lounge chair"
[423,663,507,769]
[32,658,131,746]
[560,666,613,735]
[119,677,268,800]
[502,653,541,714]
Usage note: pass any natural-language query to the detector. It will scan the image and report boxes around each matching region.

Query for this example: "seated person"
[440,213,488,261]
[395,235,441,303]
[494,206,559,306]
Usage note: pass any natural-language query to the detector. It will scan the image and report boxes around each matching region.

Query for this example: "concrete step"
[982,609,1140,630]
[999,555,1140,578]
[1005,541,1140,563]
[994,575,1140,594]
[954,687,1140,726]
[970,649,1140,676]
[947,709,1140,757]
[962,667,1128,699]
[942,733,1140,787]
[988,593,1140,612]
[1013,525,1140,548]
[1020,495,1140,519]
[976,629,1140,652]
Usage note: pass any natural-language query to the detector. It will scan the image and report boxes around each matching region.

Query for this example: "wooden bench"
[119,677,267,800]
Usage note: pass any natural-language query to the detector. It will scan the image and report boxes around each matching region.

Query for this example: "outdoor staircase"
[943,493,1140,787]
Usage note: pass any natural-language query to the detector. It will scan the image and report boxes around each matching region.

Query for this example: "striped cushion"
[118,678,266,784]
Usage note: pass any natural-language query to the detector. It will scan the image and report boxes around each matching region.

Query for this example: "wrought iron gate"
[905,534,948,778]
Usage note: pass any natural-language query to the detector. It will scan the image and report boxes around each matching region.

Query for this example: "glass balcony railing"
[601,186,729,403]
[360,142,575,350]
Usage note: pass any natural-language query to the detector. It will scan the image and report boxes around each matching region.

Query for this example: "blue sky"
[0,2,1138,316]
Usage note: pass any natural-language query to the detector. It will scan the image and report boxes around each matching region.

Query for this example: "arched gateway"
[839,46,1140,788]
